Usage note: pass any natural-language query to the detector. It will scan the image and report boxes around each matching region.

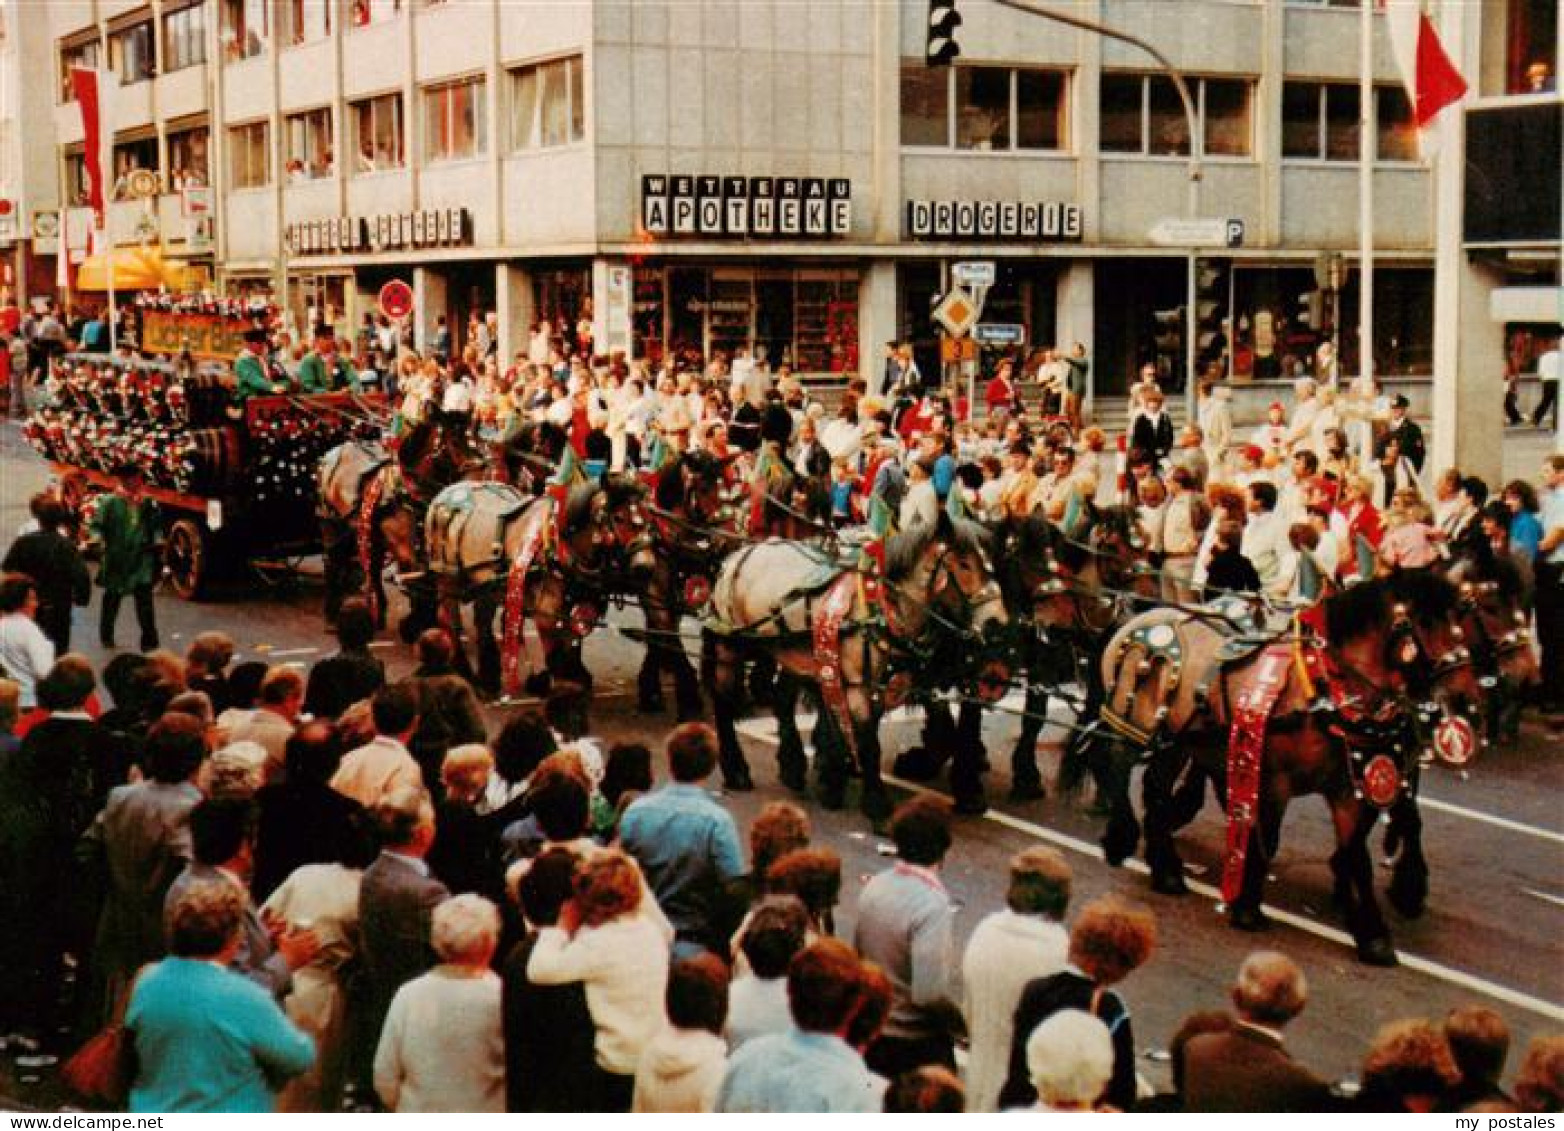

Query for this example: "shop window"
[166,123,210,190]
[285,107,334,181]
[424,77,486,162]
[1101,73,1254,157]
[59,36,101,103]
[229,120,271,189]
[221,0,268,60]
[901,60,1068,151]
[511,56,585,150]
[351,92,404,172]
[349,0,402,27]
[1282,81,1359,161]
[280,0,331,46]
[1375,86,1419,161]
[63,148,90,207]
[1504,0,1558,95]
[163,3,208,73]
[111,136,160,199]
[110,19,155,85]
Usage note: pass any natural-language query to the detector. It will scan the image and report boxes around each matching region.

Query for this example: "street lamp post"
[989,0,1205,413]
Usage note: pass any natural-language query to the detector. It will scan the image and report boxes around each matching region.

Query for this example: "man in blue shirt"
[717,939,881,1113]
[618,722,745,957]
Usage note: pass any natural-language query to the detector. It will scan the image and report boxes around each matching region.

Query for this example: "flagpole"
[1358,0,1375,395]
[105,223,117,355]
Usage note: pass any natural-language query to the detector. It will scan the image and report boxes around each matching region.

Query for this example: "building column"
[1431,257,1505,485]
[858,259,897,394]
[1056,260,1095,412]
[496,263,535,365]
[590,258,633,361]
[413,266,448,354]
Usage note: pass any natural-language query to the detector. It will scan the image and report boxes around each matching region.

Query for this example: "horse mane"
[884,515,991,581]
[1383,566,1461,623]
[1323,568,1460,642]
[1451,546,1525,603]
[654,458,688,511]
[563,482,599,529]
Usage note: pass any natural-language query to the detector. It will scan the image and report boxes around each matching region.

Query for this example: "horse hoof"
[1229,906,1272,933]
[892,747,942,782]
[1150,871,1189,897]
[1008,779,1046,803]
[722,767,755,793]
[1357,937,1399,967]
[860,789,893,822]
[953,793,988,817]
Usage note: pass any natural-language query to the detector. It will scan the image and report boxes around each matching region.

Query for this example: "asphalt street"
[2,421,1560,1105]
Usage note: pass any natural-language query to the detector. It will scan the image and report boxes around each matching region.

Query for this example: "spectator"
[854,795,961,1078]
[253,721,365,902]
[599,741,653,827]
[726,896,810,1050]
[405,628,486,791]
[716,938,879,1113]
[80,714,206,1022]
[184,632,237,714]
[1182,950,1330,1112]
[127,879,315,1113]
[764,847,842,938]
[999,895,1157,1111]
[1514,1034,1564,1114]
[634,953,731,1112]
[502,847,597,1112]
[374,894,505,1112]
[1357,1018,1459,1112]
[1141,1010,1237,1112]
[747,801,812,893]
[304,600,386,720]
[618,722,746,957]
[165,798,321,999]
[526,849,672,1111]
[1503,481,1544,564]
[1443,1005,1514,1111]
[222,666,304,784]
[884,1065,965,1113]
[261,815,376,1113]
[2,494,90,655]
[427,743,502,898]
[962,847,1072,1112]
[354,785,449,1099]
[480,710,555,819]
[1536,455,1564,711]
[0,572,55,709]
[1019,1010,1116,1112]
[330,684,422,807]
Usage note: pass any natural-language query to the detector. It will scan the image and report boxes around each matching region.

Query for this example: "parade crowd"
[0,299,1561,1114]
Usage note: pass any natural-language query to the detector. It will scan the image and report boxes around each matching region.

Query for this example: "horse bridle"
[1455,580,1531,675]
[913,541,1007,642]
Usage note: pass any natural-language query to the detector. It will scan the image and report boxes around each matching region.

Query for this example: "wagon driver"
[92,461,162,652]
[233,327,285,400]
[296,324,361,394]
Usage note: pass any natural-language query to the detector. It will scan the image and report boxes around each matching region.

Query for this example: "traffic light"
[926,0,961,66]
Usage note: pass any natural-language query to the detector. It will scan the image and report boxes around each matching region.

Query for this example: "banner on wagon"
[141,310,249,361]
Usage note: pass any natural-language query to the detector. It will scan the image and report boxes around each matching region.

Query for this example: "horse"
[1088,569,1483,965]
[493,418,570,493]
[423,474,658,695]
[316,413,488,633]
[703,512,1009,821]
[1445,549,1541,748]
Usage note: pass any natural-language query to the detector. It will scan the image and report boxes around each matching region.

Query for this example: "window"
[166,122,210,190]
[351,92,404,172]
[898,61,1068,151]
[60,36,101,102]
[510,55,585,149]
[229,121,270,188]
[221,0,267,60]
[112,135,160,199]
[1099,73,1253,157]
[424,77,486,161]
[1375,85,1418,161]
[280,0,331,45]
[1281,81,1360,160]
[63,147,90,206]
[349,0,402,27]
[1503,0,1557,95]
[285,107,334,180]
[163,3,208,72]
[109,19,154,84]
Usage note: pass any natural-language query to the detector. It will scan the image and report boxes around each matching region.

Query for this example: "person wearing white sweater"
[527,849,672,1111]
[374,894,505,1113]
[961,848,1073,1112]
[633,953,730,1112]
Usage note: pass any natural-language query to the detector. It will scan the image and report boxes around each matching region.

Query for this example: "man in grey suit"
[352,785,448,1102]
[164,798,320,999]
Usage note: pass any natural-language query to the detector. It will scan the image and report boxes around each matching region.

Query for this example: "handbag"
[61,972,142,1108]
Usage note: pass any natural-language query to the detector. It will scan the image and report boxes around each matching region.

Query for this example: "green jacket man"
[297,327,360,394]
[91,464,163,650]
[233,329,282,399]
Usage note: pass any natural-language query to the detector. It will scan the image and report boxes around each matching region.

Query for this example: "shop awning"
[75,247,195,292]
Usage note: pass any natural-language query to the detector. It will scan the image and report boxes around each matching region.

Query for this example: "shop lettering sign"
[905,199,1083,242]
[285,207,472,256]
[641,175,852,238]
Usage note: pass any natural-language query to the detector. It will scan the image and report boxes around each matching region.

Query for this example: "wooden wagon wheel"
[164,518,209,600]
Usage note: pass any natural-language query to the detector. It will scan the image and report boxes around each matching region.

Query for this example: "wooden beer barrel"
[182,373,232,428]
[181,427,243,496]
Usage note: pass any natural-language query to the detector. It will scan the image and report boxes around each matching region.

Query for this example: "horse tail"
[1056,723,1098,800]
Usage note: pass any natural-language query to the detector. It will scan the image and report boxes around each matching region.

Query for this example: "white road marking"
[1521,889,1564,910]
[264,646,319,659]
[1418,796,1564,847]
[735,715,1564,1024]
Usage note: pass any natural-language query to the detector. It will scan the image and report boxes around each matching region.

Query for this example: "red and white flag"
[1383,1,1468,129]
[69,66,117,230]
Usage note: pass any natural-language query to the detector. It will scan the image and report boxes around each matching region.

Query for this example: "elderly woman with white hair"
[374,893,505,1112]
[1021,1010,1116,1112]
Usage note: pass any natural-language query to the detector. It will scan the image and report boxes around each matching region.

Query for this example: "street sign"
[973,322,1026,346]
[1148,217,1245,248]
[952,260,996,287]
[932,287,979,338]
[378,279,415,320]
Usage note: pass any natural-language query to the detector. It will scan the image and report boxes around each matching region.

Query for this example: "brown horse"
[1091,569,1482,965]
[703,513,1008,820]
[1446,549,1541,747]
